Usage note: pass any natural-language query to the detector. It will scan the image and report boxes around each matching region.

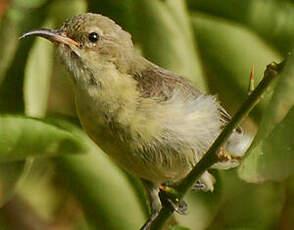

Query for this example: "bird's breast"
[74,78,224,183]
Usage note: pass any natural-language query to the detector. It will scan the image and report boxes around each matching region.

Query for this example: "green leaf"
[0,115,89,162]
[132,0,206,91]
[23,0,87,117]
[187,0,252,24]
[57,152,146,230]
[244,0,294,54]
[261,107,294,180]
[0,10,22,86]
[187,0,294,54]
[207,170,284,230]
[191,13,281,119]
[23,18,54,117]
[239,106,294,182]
[0,5,50,113]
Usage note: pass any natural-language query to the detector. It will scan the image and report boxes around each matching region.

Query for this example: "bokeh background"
[0,0,294,229]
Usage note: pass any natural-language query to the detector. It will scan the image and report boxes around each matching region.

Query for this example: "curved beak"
[20,29,80,47]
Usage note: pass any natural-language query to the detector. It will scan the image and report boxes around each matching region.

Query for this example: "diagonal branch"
[148,59,287,230]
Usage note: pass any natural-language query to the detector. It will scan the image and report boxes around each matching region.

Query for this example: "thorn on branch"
[248,64,255,95]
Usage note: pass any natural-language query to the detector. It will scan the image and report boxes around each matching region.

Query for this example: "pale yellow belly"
[78,113,194,183]
[74,86,212,184]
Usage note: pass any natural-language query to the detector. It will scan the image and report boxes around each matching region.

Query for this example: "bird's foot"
[140,182,188,230]
[167,198,187,215]
[191,171,215,192]
[192,180,207,191]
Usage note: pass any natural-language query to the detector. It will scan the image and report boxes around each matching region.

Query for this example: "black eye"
[88,32,99,42]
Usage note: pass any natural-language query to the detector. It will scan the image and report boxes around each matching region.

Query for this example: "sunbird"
[21,13,250,230]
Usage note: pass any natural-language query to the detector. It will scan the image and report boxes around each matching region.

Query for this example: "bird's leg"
[140,179,162,230]
[140,179,189,230]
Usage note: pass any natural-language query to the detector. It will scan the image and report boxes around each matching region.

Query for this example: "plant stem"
[148,60,286,230]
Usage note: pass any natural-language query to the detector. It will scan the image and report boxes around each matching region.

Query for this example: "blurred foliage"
[0,0,294,230]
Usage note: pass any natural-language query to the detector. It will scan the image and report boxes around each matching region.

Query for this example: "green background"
[0,0,294,229]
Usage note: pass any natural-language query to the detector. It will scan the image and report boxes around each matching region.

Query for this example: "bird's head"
[21,13,136,79]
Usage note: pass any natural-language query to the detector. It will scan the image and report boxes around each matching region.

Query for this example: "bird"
[21,13,249,230]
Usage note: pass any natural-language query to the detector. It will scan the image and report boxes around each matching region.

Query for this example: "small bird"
[21,13,249,229]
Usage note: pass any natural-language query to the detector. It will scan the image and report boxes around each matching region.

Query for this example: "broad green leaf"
[24,19,54,117]
[0,161,25,207]
[238,145,264,183]
[0,115,89,162]
[261,107,294,180]
[165,0,197,43]
[0,5,50,205]
[132,0,206,91]
[0,10,20,86]
[192,13,281,119]
[187,0,252,24]
[207,170,284,230]
[23,0,87,117]
[246,0,294,54]
[0,5,50,113]
[187,0,294,54]
[239,106,294,183]
[57,151,146,230]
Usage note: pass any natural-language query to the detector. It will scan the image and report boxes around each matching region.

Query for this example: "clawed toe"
[167,198,187,215]
[140,181,189,229]
[192,180,207,191]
